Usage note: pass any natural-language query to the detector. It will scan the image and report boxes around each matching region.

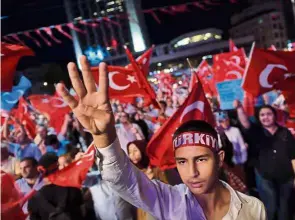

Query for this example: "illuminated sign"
[84,46,109,66]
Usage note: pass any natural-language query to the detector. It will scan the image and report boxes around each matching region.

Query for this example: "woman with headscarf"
[127,140,167,220]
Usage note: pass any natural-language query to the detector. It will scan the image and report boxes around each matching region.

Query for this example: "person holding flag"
[56,56,266,220]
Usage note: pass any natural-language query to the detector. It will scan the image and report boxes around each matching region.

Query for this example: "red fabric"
[146,78,215,170]
[193,60,217,96]
[242,47,295,96]
[229,39,238,52]
[47,144,95,188]
[1,171,36,220]
[213,60,244,83]
[213,48,247,68]
[243,92,255,117]
[28,92,71,133]
[1,43,34,92]
[268,45,277,51]
[125,46,153,77]
[125,47,160,109]
[286,120,295,137]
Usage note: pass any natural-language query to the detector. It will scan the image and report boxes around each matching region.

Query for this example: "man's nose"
[188,162,199,178]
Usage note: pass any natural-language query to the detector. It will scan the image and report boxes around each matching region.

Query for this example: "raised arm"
[56,56,181,219]
[233,100,251,129]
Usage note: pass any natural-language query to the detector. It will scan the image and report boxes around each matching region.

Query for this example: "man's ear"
[217,150,225,169]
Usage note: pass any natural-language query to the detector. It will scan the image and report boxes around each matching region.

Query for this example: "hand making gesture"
[56,56,116,147]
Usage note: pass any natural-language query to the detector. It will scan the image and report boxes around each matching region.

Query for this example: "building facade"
[230,0,295,49]
[64,0,149,66]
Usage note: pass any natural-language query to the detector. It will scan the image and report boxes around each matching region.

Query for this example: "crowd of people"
[1,56,295,220]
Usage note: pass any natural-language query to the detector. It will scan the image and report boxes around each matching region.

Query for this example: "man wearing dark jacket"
[28,153,85,220]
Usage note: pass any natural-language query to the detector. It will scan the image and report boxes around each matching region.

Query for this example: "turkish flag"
[229,39,238,52]
[243,92,255,117]
[29,92,71,133]
[125,46,154,76]
[242,47,295,96]
[146,78,215,170]
[282,90,295,118]
[213,60,244,83]
[1,43,34,92]
[47,144,95,188]
[192,60,217,96]
[213,48,247,68]
[1,171,36,220]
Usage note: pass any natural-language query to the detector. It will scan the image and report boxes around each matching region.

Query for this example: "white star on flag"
[42,98,50,103]
[126,75,137,83]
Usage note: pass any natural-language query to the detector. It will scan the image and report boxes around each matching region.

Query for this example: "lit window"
[258,18,263,24]
[205,33,212,38]
[107,1,115,5]
[107,8,115,12]
[214,35,221,39]
[191,34,203,42]
[175,37,190,47]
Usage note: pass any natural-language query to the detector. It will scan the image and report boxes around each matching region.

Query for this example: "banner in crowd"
[216,79,244,110]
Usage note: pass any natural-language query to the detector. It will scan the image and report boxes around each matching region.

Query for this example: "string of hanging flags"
[2,0,237,48]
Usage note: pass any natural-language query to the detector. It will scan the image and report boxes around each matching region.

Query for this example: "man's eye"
[197,158,207,163]
[177,160,186,165]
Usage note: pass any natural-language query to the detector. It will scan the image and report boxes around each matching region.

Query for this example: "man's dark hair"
[159,100,167,109]
[45,134,59,146]
[258,105,277,118]
[173,120,218,141]
[38,152,59,176]
[21,157,38,167]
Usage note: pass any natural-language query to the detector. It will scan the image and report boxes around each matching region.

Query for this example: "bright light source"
[179,81,183,85]
[157,63,162,67]
[93,12,98,16]
[43,82,48,86]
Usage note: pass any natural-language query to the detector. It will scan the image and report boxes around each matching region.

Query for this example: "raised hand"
[56,56,116,148]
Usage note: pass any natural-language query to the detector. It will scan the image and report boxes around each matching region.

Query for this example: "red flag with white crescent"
[146,78,215,170]
[242,45,295,96]
[213,48,247,68]
[47,144,96,188]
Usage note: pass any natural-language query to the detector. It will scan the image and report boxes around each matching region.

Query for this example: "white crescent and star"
[259,64,288,88]
[109,72,137,91]
[229,55,241,66]
[50,97,68,108]
[180,101,205,122]
[226,71,242,79]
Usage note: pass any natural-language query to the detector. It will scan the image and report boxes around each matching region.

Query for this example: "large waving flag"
[29,91,71,133]
[242,45,295,96]
[213,48,247,68]
[1,171,36,220]
[146,78,215,170]
[1,43,34,92]
[1,76,32,112]
[47,144,95,188]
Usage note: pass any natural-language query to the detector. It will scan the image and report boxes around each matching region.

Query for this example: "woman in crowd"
[127,140,167,220]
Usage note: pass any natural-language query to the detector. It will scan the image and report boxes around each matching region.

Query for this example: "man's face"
[219,119,230,129]
[20,160,37,179]
[259,108,276,128]
[175,146,224,195]
[119,113,129,124]
[37,127,47,139]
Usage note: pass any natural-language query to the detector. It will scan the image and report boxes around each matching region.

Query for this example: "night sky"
[2,0,249,62]
[2,0,249,92]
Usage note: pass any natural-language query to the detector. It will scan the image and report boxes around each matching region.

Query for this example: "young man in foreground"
[56,56,266,220]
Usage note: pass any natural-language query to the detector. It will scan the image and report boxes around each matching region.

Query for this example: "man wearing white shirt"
[57,58,266,220]
[116,112,144,153]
